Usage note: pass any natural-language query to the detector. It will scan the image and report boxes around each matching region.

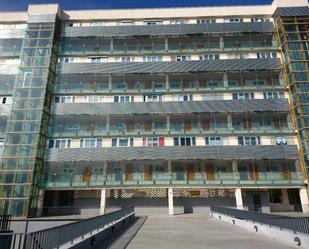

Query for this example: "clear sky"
[0,0,274,11]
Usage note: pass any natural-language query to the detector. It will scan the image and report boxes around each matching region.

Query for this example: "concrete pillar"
[100,188,107,215]
[227,114,233,130]
[165,74,169,90]
[299,187,309,213]
[282,189,290,205]
[110,38,113,52]
[168,160,172,181]
[168,188,174,215]
[235,188,244,210]
[166,115,170,131]
[232,160,238,180]
[36,190,45,217]
[165,37,168,51]
[219,36,224,49]
[108,74,112,91]
[223,72,228,87]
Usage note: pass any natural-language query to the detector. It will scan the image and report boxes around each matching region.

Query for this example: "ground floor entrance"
[42,187,308,216]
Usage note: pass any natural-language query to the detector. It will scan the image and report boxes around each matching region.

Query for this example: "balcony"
[56,59,281,74]
[51,99,290,116]
[45,145,298,162]
[48,112,294,138]
[62,22,274,38]
[42,171,303,189]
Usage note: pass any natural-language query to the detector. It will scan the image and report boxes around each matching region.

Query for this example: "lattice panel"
[74,190,101,199]
[109,188,167,199]
[173,188,235,198]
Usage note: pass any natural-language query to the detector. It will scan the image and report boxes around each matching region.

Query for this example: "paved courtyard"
[126,214,295,249]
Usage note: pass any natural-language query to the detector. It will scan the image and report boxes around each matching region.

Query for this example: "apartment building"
[0,0,309,217]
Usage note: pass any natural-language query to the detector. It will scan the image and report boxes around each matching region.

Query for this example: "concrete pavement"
[126,214,295,249]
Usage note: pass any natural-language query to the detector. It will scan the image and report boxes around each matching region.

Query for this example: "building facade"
[0,0,309,217]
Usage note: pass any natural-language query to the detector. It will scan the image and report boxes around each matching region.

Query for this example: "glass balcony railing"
[48,126,294,138]
[42,171,304,188]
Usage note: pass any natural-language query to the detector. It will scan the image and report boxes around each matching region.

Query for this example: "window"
[22,72,32,87]
[257,52,277,59]
[84,95,103,103]
[275,137,288,145]
[252,81,265,86]
[80,138,102,148]
[0,97,11,104]
[228,53,247,59]
[251,18,268,22]
[90,22,105,27]
[224,18,243,23]
[115,56,134,62]
[269,189,283,203]
[143,56,163,62]
[199,54,219,60]
[114,96,134,102]
[232,92,254,100]
[144,95,163,102]
[263,92,285,99]
[201,94,224,100]
[176,55,190,61]
[205,136,223,146]
[154,166,165,173]
[143,137,164,147]
[112,138,133,147]
[170,20,188,25]
[197,19,216,24]
[174,137,196,146]
[119,20,134,26]
[54,96,75,103]
[153,82,164,89]
[61,57,80,63]
[143,20,163,25]
[48,139,71,149]
[173,94,192,101]
[68,22,81,27]
[89,57,108,63]
[259,120,272,127]
[238,136,260,146]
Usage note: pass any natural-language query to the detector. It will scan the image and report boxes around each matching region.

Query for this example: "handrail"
[0,207,134,249]
[210,206,309,234]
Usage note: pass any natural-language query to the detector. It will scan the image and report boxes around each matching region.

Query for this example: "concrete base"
[212,212,309,249]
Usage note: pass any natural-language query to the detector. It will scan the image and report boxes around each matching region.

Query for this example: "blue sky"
[0,0,274,11]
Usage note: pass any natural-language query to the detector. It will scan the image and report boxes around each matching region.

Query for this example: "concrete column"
[219,36,224,49]
[168,160,172,181]
[165,74,169,90]
[110,38,113,52]
[165,37,168,51]
[282,189,290,205]
[103,161,108,183]
[100,188,107,215]
[36,190,45,217]
[223,72,228,87]
[232,160,238,179]
[108,74,112,91]
[166,115,170,131]
[227,114,233,130]
[106,115,110,133]
[235,188,244,210]
[299,187,309,213]
[168,188,174,215]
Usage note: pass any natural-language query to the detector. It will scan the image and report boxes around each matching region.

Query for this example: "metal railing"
[210,206,309,234]
[0,207,134,249]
